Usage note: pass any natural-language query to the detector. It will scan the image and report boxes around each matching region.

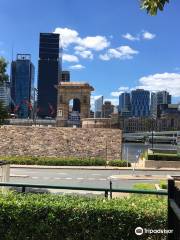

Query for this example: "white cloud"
[104,98,119,106]
[122,31,156,41]
[111,87,131,97]
[99,46,139,61]
[142,31,156,40]
[122,33,139,41]
[118,87,130,91]
[78,36,110,51]
[136,72,180,97]
[69,64,85,70]
[111,73,180,98]
[74,46,86,51]
[54,27,80,48]
[54,27,110,52]
[75,49,93,59]
[62,54,79,63]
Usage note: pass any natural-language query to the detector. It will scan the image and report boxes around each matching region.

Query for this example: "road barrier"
[0,181,168,198]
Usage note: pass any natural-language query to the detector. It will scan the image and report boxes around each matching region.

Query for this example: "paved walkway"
[10,164,180,171]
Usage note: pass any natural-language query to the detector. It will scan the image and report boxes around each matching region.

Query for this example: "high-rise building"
[95,96,103,118]
[10,54,34,118]
[131,89,150,117]
[61,71,70,82]
[119,92,131,117]
[102,101,114,118]
[37,33,61,118]
[0,81,10,108]
[150,91,171,117]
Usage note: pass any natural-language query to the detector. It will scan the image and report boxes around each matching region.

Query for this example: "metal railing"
[0,182,168,198]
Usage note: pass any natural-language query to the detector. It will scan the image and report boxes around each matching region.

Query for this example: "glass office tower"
[119,93,131,112]
[37,33,61,118]
[10,54,34,118]
[95,96,103,118]
[131,89,150,117]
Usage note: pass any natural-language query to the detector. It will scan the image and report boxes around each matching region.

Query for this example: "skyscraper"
[61,71,70,82]
[131,89,150,117]
[119,93,131,112]
[10,54,34,118]
[102,101,114,118]
[37,33,61,118]
[150,91,171,117]
[95,96,103,118]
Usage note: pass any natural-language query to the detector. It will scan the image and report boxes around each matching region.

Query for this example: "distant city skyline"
[0,0,180,107]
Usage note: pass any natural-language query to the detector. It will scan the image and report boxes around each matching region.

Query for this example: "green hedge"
[0,156,131,167]
[148,153,180,161]
[108,160,131,167]
[0,192,167,240]
[0,156,106,166]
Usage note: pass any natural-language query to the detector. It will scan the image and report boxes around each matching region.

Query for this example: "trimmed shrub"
[0,156,131,167]
[108,160,131,167]
[0,156,106,166]
[0,192,167,240]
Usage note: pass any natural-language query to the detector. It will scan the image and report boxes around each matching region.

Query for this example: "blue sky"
[0,0,180,106]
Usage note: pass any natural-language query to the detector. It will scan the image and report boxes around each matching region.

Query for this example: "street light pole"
[151,118,154,149]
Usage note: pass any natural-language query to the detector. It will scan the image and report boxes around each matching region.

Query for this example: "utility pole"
[151,118,154,149]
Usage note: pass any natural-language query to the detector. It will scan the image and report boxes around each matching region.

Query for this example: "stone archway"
[56,82,94,127]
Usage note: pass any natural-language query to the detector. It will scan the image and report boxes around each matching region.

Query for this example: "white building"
[95,96,103,118]
[0,82,10,107]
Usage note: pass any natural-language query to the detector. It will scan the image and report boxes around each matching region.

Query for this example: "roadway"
[8,168,180,194]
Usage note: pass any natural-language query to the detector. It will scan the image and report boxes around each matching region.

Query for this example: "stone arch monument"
[56,82,94,127]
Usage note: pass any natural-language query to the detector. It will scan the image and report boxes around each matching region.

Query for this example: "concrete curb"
[10,165,180,171]
[110,175,167,180]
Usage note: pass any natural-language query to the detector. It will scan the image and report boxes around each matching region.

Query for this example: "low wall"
[82,118,112,128]
[0,126,122,160]
[145,160,180,168]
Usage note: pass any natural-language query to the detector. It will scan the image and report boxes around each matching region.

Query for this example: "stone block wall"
[0,126,122,160]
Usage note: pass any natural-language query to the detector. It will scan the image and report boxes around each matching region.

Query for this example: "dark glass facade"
[61,71,70,82]
[119,93,131,113]
[37,33,61,118]
[131,89,150,117]
[10,54,34,118]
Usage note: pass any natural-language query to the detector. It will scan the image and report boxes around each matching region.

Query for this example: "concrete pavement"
[10,164,180,171]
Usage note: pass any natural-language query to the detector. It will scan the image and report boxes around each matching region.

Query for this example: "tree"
[0,57,9,85]
[0,57,9,124]
[141,0,170,15]
[0,101,9,124]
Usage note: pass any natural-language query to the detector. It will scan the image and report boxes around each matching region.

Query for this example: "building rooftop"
[59,82,94,90]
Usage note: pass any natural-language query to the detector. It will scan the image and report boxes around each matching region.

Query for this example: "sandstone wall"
[0,126,122,160]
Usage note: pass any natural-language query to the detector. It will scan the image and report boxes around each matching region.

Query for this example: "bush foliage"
[0,192,167,240]
[0,156,131,167]
[108,160,131,167]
